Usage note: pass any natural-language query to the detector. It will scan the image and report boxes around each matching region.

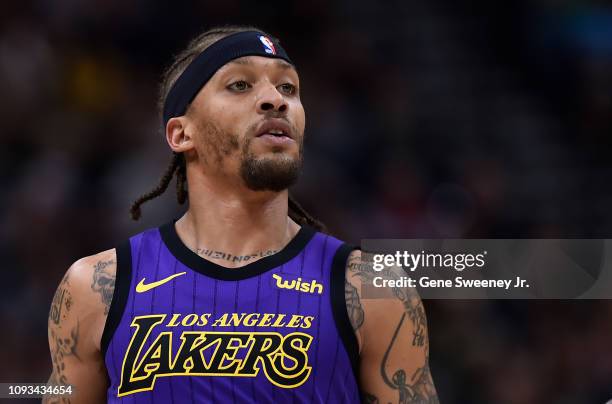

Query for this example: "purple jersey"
[101,221,360,403]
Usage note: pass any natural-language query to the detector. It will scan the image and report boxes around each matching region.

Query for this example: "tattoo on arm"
[390,283,427,348]
[47,318,81,404]
[43,372,73,404]
[46,272,80,403]
[49,273,73,326]
[345,280,364,332]
[380,313,439,404]
[91,260,116,315]
[347,253,427,346]
[348,252,439,403]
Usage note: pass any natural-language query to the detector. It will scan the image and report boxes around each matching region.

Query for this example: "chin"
[240,153,302,192]
[254,153,301,172]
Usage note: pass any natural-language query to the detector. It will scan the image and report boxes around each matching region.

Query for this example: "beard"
[239,136,303,192]
[197,119,303,192]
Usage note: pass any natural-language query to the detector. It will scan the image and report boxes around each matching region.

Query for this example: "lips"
[255,119,293,139]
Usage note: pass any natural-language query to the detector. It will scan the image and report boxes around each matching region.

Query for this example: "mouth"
[255,119,294,140]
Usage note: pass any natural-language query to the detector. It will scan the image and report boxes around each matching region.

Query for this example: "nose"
[256,83,288,114]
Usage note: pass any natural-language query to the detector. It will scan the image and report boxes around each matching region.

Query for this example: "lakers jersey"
[101,221,360,403]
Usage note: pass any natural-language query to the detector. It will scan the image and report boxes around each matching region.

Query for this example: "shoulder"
[344,248,426,343]
[69,248,118,319]
[54,249,117,350]
[70,248,117,275]
[67,249,117,303]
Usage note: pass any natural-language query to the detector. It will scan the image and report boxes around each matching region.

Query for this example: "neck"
[174,169,300,267]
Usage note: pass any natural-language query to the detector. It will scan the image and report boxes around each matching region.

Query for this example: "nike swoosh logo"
[136,272,187,293]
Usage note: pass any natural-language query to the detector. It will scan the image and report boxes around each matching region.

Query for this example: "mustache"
[262,110,288,119]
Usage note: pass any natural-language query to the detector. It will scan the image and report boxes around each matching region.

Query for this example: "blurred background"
[1,0,612,403]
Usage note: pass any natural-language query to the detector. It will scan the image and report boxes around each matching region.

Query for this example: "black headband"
[163,31,293,126]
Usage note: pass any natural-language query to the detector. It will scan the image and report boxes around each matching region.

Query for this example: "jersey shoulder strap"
[100,238,133,357]
[329,241,360,379]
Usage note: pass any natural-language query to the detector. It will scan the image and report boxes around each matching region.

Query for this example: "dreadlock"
[129,152,186,220]
[130,25,327,233]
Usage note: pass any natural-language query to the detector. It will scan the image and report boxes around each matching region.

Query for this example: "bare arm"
[346,250,439,404]
[44,249,116,403]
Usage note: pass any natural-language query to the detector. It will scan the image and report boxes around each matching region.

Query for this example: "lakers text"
[118,312,315,397]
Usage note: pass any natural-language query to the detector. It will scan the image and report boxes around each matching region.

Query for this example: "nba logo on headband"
[259,35,276,55]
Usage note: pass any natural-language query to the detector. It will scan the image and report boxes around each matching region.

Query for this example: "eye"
[278,83,297,95]
[227,80,251,92]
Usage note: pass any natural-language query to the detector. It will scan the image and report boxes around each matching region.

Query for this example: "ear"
[166,116,194,152]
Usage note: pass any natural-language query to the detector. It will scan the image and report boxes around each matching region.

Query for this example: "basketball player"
[45,26,438,403]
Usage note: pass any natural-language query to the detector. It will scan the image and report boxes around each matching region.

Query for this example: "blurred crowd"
[1,0,611,403]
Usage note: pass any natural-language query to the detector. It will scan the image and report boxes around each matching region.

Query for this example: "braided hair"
[130,25,327,232]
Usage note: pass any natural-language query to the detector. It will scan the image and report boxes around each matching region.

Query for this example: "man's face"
[183,55,305,192]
